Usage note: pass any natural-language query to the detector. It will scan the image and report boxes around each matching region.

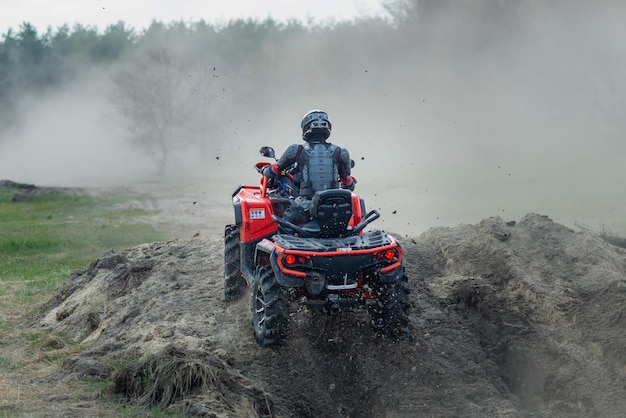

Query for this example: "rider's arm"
[265,144,301,177]
[338,147,357,190]
[276,144,301,170]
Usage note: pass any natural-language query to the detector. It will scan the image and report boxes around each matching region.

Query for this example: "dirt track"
[29,210,626,417]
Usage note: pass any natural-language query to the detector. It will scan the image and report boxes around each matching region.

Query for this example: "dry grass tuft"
[109,345,274,417]
[597,225,626,249]
[42,335,66,350]
[576,222,626,249]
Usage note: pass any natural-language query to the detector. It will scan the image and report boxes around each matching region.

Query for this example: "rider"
[263,109,356,223]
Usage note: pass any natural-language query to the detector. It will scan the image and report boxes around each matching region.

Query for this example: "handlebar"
[350,210,380,235]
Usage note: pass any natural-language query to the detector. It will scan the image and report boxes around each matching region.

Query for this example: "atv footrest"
[326,282,358,290]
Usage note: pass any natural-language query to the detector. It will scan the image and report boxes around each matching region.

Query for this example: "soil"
[21,205,626,416]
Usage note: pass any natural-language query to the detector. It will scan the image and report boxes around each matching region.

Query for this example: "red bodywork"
[237,161,365,243]
[227,150,409,347]
[232,158,404,307]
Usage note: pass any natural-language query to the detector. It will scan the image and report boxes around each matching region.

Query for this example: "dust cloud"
[1,0,625,236]
[0,68,156,187]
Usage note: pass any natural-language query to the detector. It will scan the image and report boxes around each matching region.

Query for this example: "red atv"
[224,146,410,346]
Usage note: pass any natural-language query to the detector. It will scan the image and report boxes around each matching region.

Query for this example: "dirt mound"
[0,179,85,201]
[36,213,626,417]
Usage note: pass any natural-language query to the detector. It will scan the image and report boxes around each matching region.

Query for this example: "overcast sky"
[0,0,388,35]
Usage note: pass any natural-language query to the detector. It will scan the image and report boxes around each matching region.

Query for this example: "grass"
[0,188,165,284]
[0,184,171,313]
[106,346,274,415]
[597,224,626,249]
[0,184,175,416]
[575,222,626,249]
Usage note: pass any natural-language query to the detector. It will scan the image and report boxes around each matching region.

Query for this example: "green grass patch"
[0,187,170,300]
[0,185,178,416]
[0,355,17,371]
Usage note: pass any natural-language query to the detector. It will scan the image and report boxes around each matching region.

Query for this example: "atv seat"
[306,189,353,238]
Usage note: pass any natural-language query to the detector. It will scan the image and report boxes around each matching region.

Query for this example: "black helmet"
[301,109,331,141]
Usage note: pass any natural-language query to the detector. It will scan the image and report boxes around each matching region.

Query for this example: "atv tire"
[224,224,246,301]
[251,265,288,346]
[369,269,411,337]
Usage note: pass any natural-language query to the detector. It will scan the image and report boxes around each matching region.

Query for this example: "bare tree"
[111,47,210,176]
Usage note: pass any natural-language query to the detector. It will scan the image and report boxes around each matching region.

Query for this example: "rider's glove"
[263,163,279,178]
[342,176,357,191]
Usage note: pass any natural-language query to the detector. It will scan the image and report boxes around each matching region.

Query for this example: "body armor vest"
[298,143,339,197]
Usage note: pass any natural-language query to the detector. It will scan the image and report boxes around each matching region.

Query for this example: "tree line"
[0,22,133,122]
[1,13,404,172]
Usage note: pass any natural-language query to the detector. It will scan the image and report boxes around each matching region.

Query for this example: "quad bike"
[224,146,410,346]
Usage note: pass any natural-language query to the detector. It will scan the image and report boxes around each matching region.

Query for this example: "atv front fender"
[269,250,306,287]
[377,265,405,283]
